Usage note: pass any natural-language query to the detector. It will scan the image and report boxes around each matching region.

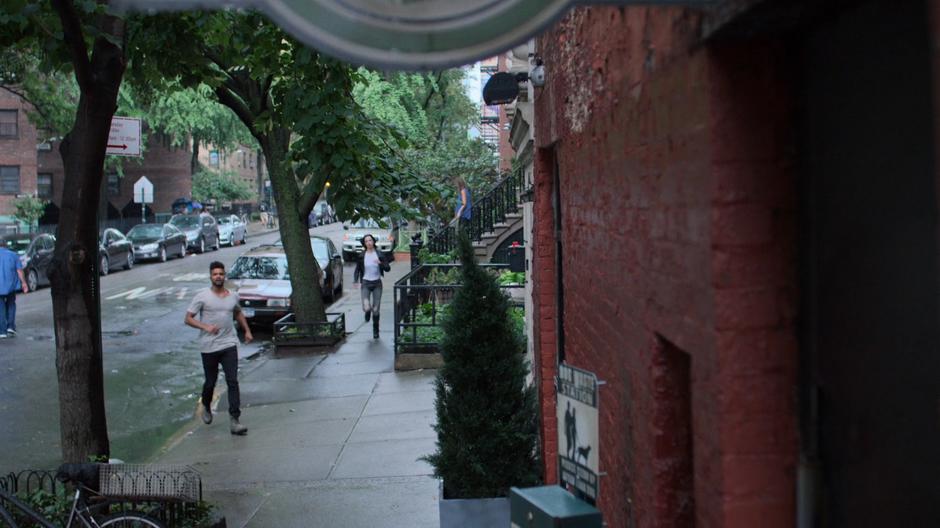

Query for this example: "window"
[0,166,20,194]
[0,110,17,138]
[107,173,120,196]
[37,173,53,199]
[209,150,219,167]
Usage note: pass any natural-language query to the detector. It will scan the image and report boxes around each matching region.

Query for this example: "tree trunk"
[47,15,126,463]
[261,131,327,324]
[191,135,200,175]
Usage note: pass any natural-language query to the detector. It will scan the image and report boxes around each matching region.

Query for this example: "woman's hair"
[360,234,376,248]
[452,176,467,190]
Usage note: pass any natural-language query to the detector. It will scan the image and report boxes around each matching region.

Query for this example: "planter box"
[273,312,345,353]
[439,480,510,528]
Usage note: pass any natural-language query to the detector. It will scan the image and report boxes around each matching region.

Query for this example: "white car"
[216,214,247,246]
[341,218,397,260]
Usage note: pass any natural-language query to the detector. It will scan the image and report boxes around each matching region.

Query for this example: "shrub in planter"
[423,233,540,499]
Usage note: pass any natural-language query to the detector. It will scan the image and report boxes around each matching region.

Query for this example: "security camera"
[529,64,546,87]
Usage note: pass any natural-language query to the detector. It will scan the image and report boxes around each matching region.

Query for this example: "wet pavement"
[0,221,333,473]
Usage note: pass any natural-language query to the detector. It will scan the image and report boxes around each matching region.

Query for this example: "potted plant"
[423,233,540,527]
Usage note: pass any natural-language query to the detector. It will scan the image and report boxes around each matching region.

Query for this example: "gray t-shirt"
[187,288,242,354]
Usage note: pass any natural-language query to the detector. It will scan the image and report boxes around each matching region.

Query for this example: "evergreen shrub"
[423,233,540,499]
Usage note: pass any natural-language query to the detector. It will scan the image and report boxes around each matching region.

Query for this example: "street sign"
[557,364,600,503]
[111,0,714,70]
[133,176,154,204]
[107,117,141,157]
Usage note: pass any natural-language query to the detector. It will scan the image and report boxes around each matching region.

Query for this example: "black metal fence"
[426,167,525,255]
[0,466,203,526]
[393,263,523,357]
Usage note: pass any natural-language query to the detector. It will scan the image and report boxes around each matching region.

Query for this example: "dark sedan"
[127,223,187,262]
[11,233,55,292]
[98,228,134,275]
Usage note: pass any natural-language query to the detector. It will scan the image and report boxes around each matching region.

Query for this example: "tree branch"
[422,71,444,110]
[214,86,256,139]
[50,0,92,91]
[0,84,54,127]
[297,174,326,219]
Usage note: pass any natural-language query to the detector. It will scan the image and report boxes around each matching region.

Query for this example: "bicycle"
[0,463,165,528]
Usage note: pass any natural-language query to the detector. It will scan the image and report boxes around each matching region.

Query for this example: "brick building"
[0,89,39,228]
[526,1,940,526]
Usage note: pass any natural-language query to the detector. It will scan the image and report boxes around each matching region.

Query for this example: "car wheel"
[179,243,187,259]
[125,252,134,270]
[198,238,205,254]
[27,269,38,292]
[335,274,342,296]
[159,247,167,262]
[100,255,109,276]
[240,232,246,245]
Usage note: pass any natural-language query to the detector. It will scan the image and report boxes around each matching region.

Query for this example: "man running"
[185,261,253,435]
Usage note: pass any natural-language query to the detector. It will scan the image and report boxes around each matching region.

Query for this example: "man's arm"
[234,310,253,343]
[17,269,27,293]
[185,311,219,334]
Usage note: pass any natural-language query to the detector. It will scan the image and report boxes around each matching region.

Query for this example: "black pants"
[201,346,240,419]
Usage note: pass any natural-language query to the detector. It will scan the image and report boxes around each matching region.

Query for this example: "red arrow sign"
[107,144,128,149]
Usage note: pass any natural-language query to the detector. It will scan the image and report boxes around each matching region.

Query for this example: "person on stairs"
[353,234,391,339]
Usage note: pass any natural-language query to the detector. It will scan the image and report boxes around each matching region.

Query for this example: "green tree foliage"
[423,233,540,498]
[12,194,47,230]
[192,169,254,203]
[133,11,435,323]
[353,69,499,223]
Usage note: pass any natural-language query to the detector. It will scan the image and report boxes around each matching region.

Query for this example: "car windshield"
[311,239,329,262]
[218,216,232,225]
[127,225,163,238]
[228,256,290,280]
[6,238,32,255]
[171,216,199,228]
[351,218,381,229]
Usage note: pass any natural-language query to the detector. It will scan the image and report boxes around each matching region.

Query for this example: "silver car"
[216,214,247,246]
[341,218,397,260]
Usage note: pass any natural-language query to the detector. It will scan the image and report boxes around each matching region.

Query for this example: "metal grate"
[99,464,201,502]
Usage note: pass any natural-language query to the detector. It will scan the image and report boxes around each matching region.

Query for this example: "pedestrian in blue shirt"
[452,176,472,233]
[0,238,28,338]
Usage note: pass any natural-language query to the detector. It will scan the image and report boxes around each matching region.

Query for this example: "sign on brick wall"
[557,364,600,502]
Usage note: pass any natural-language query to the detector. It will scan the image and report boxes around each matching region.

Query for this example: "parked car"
[14,233,55,292]
[341,218,398,260]
[98,228,134,275]
[170,213,220,253]
[216,214,247,246]
[126,223,187,262]
[227,245,324,325]
[274,235,344,302]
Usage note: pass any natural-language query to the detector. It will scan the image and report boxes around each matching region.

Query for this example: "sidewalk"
[154,261,440,527]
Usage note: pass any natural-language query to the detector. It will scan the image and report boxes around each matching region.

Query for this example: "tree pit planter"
[438,480,510,528]
[273,312,345,354]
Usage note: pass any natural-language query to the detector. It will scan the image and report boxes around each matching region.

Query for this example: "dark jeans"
[201,346,240,419]
[457,217,470,235]
[0,293,16,333]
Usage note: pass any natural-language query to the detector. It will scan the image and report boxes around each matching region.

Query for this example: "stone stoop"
[472,206,524,259]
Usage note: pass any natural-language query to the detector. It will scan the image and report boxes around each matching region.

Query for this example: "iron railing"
[0,466,203,526]
[393,263,524,357]
[426,167,525,255]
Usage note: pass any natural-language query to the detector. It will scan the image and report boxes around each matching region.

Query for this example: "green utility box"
[510,486,602,528]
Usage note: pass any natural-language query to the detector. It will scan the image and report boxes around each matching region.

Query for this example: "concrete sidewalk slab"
[332,437,436,479]
[348,410,436,443]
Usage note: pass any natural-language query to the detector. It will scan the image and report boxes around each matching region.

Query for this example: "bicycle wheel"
[96,511,165,528]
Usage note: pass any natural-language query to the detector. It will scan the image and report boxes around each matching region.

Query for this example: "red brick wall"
[38,134,193,216]
[0,90,38,216]
[532,6,798,527]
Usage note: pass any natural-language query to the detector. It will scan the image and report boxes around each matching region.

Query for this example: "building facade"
[0,89,40,228]
[527,1,940,527]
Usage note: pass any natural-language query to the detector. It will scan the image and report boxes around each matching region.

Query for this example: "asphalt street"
[0,221,354,474]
